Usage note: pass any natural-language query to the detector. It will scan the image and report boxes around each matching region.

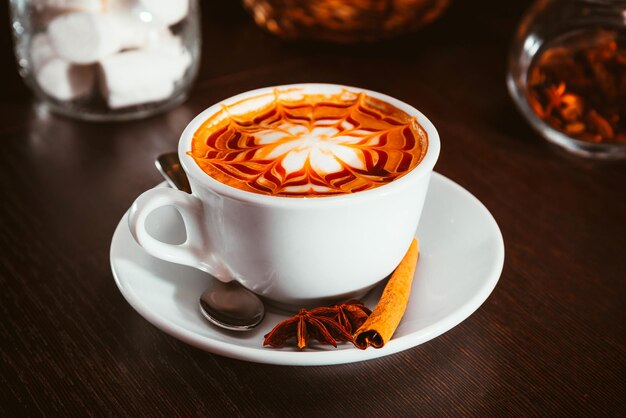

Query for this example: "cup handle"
[128,187,216,276]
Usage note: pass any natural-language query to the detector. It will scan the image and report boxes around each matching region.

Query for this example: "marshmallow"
[147,32,192,80]
[31,33,96,101]
[36,58,94,100]
[102,0,135,13]
[138,0,189,26]
[32,0,104,13]
[30,33,56,71]
[48,12,121,64]
[99,50,176,108]
[110,13,167,50]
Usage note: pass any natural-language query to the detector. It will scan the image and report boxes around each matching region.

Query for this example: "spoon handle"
[155,152,191,193]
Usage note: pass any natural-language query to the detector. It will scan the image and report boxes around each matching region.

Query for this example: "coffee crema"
[189,88,428,197]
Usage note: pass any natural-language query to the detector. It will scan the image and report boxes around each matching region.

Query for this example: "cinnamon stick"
[354,238,419,349]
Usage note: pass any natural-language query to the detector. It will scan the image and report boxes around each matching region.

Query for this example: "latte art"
[190,88,428,196]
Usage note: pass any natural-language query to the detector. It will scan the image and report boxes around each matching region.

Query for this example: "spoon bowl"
[200,281,265,330]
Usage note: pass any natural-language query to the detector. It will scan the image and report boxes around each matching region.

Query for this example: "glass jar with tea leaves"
[508,0,626,159]
[10,0,201,121]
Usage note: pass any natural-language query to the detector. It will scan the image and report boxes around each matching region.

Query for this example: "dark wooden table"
[2,1,625,416]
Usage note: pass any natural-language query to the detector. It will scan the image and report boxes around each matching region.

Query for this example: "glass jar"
[10,0,201,121]
[242,0,450,43]
[507,0,626,159]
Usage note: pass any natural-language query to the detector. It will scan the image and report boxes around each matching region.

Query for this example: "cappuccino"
[132,84,440,305]
[189,87,428,197]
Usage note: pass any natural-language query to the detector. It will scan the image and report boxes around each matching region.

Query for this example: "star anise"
[263,308,353,349]
[263,301,372,349]
[310,300,372,334]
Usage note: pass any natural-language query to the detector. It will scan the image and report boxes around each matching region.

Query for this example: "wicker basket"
[242,0,450,42]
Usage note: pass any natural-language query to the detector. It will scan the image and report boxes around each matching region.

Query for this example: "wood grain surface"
[1,1,625,416]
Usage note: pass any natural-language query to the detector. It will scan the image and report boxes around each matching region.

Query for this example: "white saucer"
[110,172,504,366]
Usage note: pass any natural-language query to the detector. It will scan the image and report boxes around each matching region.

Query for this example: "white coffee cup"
[128,84,440,307]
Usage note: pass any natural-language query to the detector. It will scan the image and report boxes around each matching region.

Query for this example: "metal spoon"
[156,152,265,331]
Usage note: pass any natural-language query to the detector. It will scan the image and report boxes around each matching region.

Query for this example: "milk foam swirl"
[190,88,427,197]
